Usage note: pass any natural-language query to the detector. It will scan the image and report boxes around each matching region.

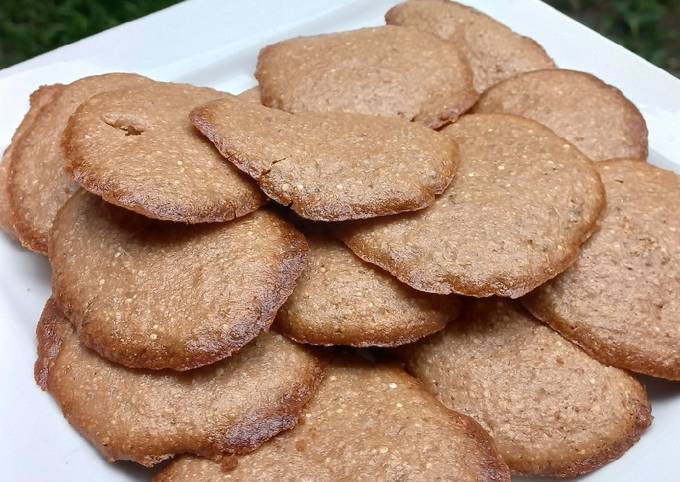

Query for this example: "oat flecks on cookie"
[154,360,510,482]
[63,81,265,223]
[276,229,461,347]
[49,191,308,371]
[337,114,605,298]
[191,95,459,221]
[8,73,153,254]
[35,299,326,466]
[403,298,652,477]
[4,1,667,478]
[524,160,680,379]
[255,25,478,128]
[0,152,16,237]
[1,84,64,239]
[475,69,648,161]
[386,0,555,92]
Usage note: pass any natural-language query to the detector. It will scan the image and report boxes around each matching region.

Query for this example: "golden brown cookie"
[275,230,461,346]
[386,0,555,92]
[237,86,261,104]
[2,84,64,237]
[0,152,14,237]
[475,69,648,161]
[403,298,651,477]
[7,84,64,158]
[8,73,153,254]
[524,160,680,379]
[154,360,510,482]
[255,25,478,128]
[49,191,308,371]
[35,299,325,467]
[191,96,458,221]
[62,81,265,222]
[337,114,605,297]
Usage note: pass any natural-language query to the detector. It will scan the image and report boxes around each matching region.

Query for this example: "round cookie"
[191,96,458,221]
[524,159,680,380]
[402,298,651,477]
[35,299,325,467]
[154,360,510,482]
[337,114,605,297]
[1,84,63,237]
[63,81,265,222]
[255,25,478,128]
[385,0,555,92]
[275,231,461,346]
[475,69,648,161]
[49,191,308,371]
[8,73,153,254]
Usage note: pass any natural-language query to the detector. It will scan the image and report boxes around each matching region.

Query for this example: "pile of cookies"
[2,1,678,480]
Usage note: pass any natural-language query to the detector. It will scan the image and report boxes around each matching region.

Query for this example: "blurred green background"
[548,0,679,76]
[0,0,678,77]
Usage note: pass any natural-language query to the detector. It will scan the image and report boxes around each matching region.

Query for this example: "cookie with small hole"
[62,80,266,223]
[8,73,152,254]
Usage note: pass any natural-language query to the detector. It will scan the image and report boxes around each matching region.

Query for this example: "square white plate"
[1,1,678,481]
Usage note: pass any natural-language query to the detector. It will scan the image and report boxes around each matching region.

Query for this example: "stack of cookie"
[1,1,678,480]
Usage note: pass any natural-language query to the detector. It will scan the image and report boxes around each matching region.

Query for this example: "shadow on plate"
[640,374,680,402]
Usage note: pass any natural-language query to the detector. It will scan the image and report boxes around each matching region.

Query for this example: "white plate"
[0,1,678,481]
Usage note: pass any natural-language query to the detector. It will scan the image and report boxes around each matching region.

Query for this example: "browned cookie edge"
[340,178,604,298]
[475,69,649,162]
[6,84,64,250]
[523,293,680,380]
[61,88,265,224]
[49,196,311,370]
[213,348,327,455]
[539,376,651,478]
[36,298,328,466]
[34,297,69,389]
[191,102,459,221]
[0,152,15,237]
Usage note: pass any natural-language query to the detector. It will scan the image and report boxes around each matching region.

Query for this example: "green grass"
[0,0,178,68]
[548,0,680,77]
[0,0,678,77]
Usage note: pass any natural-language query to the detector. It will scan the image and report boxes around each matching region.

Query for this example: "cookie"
[8,73,153,254]
[191,96,458,221]
[255,25,478,128]
[337,114,605,297]
[63,81,265,222]
[475,69,648,161]
[154,359,510,482]
[49,191,308,371]
[524,159,680,379]
[0,153,14,236]
[275,230,461,346]
[237,86,261,104]
[7,84,64,160]
[1,84,63,237]
[35,299,325,467]
[403,298,651,477]
[386,0,555,92]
